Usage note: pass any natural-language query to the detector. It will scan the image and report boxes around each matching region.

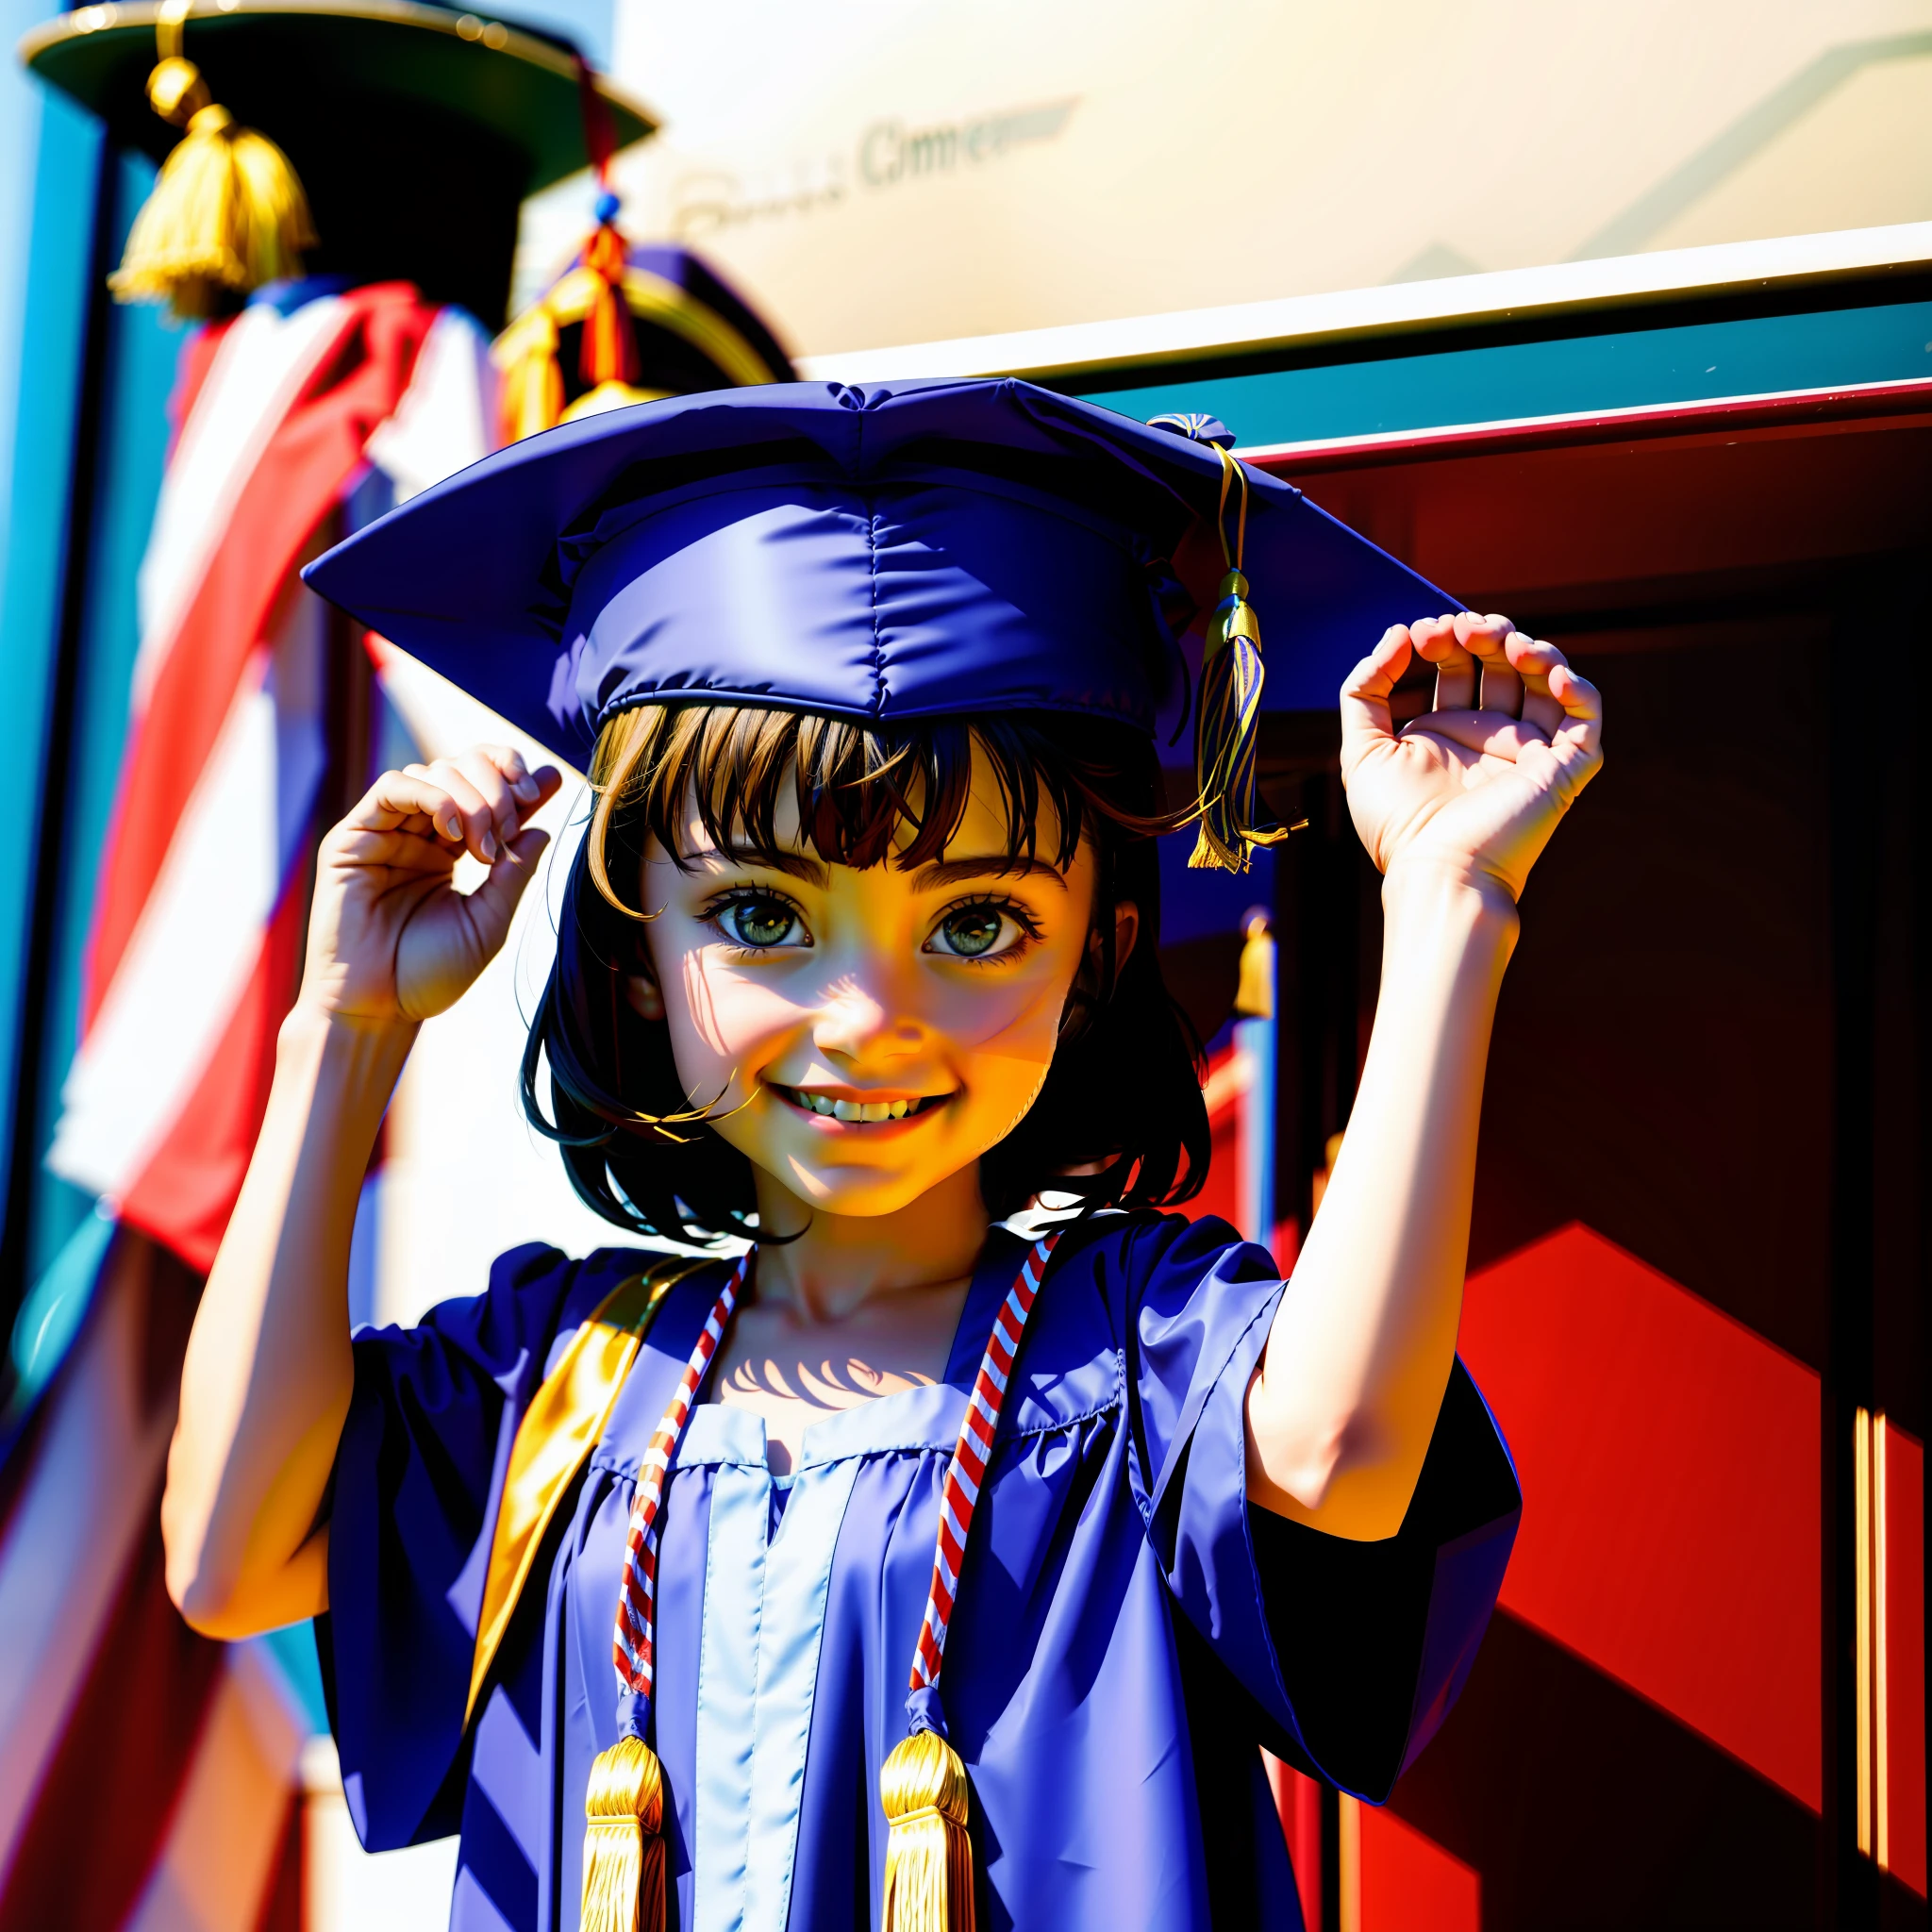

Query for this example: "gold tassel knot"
[580,1735,667,1932]
[109,46,315,320]
[879,1728,976,1932]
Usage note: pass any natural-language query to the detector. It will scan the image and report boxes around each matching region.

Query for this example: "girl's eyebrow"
[681,847,829,886]
[909,857,1069,892]
[675,850,1066,891]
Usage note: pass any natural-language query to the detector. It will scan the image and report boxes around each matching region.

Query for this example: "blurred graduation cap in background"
[21,0,658,326]
[494,235,796,442]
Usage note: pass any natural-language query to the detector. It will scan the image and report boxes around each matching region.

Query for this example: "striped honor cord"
[611,1253,750,1700]
[909,1229,1060,1693]
[608,1230,1060,1714]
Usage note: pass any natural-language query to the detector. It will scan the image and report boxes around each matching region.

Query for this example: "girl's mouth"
[769,1082,950,1124]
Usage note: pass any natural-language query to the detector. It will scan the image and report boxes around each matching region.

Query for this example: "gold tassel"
[109,51,315,320]
[494,307,567,444]
[1233,911,1274,1020]
[879,1729,976,1932]
[579,1736,667,1932]
[1188,567,1276,873]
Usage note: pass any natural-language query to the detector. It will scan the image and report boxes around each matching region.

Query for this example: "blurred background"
[1,0,1928,1925]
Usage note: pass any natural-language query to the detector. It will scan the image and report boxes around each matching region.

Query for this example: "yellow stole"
[465,1256,712,1724]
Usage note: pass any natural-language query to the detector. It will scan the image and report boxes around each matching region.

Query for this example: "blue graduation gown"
[319,1214,1520,1931]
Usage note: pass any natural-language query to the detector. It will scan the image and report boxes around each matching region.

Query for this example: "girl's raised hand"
[1338,612,1604,903]
[297,743,563,1026]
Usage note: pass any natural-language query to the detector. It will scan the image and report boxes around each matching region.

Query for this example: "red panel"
[1358,1804,1479,1932]
[1884,1422,1925,1897]
[1457,1223,1821,1808]
[1192,1044,1241,1232]
[1265,1753,1323,1932]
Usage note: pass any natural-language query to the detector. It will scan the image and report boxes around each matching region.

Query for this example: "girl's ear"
[623,972,665,1021]
[1060,898,1140,1044]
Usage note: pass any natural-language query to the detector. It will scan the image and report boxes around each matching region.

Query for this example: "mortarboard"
[21,0,656,326]
[303,376,1448,870]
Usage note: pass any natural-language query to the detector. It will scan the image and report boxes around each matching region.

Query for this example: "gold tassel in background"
[492,200,670,443]
[495,306,567,444]
[580,1736,667,1932]
[109,5,315,320]
[879,1728,976,1932]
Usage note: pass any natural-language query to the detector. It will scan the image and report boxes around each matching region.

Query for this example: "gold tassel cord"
[108,13,315,320]
[580,1736,667,1932]
[879,1729,976,1932]
[1188,445,1287,872]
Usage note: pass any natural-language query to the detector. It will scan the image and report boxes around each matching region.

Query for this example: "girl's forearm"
[1246,858,1517,1540]
[161,1002,416,1634]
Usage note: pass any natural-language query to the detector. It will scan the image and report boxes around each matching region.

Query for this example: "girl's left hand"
[1338,611,1604,903]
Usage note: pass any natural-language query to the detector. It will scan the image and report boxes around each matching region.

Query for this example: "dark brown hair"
[522,700,1209,1243]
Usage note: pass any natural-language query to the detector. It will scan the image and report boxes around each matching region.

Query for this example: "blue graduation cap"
[303,377,1446,871]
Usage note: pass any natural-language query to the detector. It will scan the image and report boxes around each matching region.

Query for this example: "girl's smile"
[767,1081,954,1124]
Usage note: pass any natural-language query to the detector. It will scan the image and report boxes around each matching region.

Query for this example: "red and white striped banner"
[48,283,488,1273]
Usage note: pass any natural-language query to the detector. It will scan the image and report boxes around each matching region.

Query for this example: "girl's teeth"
[791,1088,920,1121]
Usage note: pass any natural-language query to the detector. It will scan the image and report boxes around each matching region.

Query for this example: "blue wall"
[23,155,176,1286]
[0,66,101,1237]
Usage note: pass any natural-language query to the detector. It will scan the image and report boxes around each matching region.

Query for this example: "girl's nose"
[811,977,921,1062]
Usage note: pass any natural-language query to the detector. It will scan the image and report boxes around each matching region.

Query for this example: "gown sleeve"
[1118,1212,1522,1802]
[317,1240,644,1849]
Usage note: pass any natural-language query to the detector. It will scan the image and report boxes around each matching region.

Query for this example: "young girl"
[160,379,1601,1932]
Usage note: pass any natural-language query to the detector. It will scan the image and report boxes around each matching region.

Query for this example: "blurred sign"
[514,0,1932,356]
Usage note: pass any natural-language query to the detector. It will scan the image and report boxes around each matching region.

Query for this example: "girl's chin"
[755,1142,985,1219]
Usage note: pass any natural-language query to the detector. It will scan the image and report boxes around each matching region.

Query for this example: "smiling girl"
[159,380,1600,1932]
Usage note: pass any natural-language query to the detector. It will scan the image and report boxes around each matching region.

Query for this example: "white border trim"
[1234,374,1932,464]
[797,224,1932,387]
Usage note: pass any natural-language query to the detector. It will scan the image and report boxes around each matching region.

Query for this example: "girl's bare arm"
[161,745,559,1636]
[1245,614,1603,1541]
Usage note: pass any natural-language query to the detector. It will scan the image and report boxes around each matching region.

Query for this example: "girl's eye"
[927,903,1027,960]
[717,894,807,949]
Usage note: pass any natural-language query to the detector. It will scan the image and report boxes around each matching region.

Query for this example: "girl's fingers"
[460,826,553,957]
[1547,661,1606,786]
[408,759,500,864]
[1339,625,1416,774]
[1506,633,1571,737]
[475,741,561,809]
[1410,613,1477,711]
[449,747,525,856]
[1457,612,1524,719]
[354,768,468,845]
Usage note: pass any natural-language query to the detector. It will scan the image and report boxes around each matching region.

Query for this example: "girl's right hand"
[296,742,564,1027]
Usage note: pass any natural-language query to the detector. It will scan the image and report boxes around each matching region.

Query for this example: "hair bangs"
[585,704,1106,918]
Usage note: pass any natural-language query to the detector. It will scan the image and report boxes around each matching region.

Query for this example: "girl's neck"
[749,1162,990,1322]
